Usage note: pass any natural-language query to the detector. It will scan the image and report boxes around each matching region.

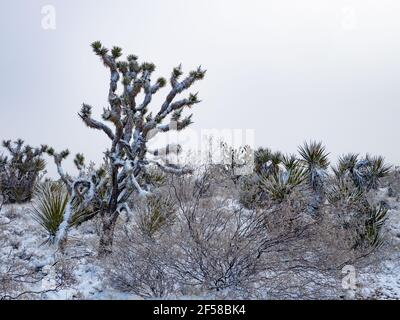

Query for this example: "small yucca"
[298,141,329,191]
[31,181,86,244]
[366,155,391,190]
[359,204,388,249]
[337,153,359,176]
[282,154,299,171]
[260,166,306,202]
[254,148,282,175]
[136,194,176,237]
[326,177,364,205]
[335,153,390,191]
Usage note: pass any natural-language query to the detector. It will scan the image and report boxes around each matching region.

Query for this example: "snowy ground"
[0,203,137,300]
[355,191,400,299]
[1,191,400,300]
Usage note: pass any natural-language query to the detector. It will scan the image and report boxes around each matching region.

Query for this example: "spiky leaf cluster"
[298,141,329,191]
[254,148,283,176]
[135,193,176,237]
[31,181,90,243]
[355,203,388,249]
[260,165,306,202]
[334,153,391,191]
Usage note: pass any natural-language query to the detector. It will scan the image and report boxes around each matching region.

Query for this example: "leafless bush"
[107,229,176,298]
[0,243,51,300]
[238,174,264,209]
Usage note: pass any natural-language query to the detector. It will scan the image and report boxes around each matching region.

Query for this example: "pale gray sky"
[1,0,400,176]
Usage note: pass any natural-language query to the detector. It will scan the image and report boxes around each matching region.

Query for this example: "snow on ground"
[1,189,400,300]
[0,203,139,300]
[355,192,400,300]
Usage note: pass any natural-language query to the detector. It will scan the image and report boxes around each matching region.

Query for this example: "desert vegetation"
[0,42,399,300]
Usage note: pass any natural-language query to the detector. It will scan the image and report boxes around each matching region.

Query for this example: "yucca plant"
[356,203,388,249]
[254,148,282,176]
[139,166,167,189]
[136,194,176,237]
[260,166,306,202]
[336,153,358,177]
[298,141,329,191]
[365,155,391,190]
[31,181,87,244]
[282,154,299,171]
[298,141,329,215]
[335,153,390,191]
[326,176,364,206]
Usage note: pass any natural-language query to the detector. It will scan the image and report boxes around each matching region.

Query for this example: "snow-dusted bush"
[238,175,262,209]
[166,176,264,293]
[325,153,391,250]
[107,167,327,298]
[0,140,47,204]
[107,229,175,298]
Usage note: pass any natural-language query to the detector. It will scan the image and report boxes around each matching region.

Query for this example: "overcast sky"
[1,0,400,176]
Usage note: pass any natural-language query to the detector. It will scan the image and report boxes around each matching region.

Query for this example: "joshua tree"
[0,139,47,204]
[49,41,205,255]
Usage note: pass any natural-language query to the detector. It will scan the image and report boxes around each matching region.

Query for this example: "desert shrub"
[107,228,176,298]
[166,197,263,292]
[103,143,390,299]
[238,174,263,209]
[0,140,47,204]
[107,168,328,298]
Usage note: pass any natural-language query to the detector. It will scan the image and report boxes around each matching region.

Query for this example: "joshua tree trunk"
[99,212,118,256]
